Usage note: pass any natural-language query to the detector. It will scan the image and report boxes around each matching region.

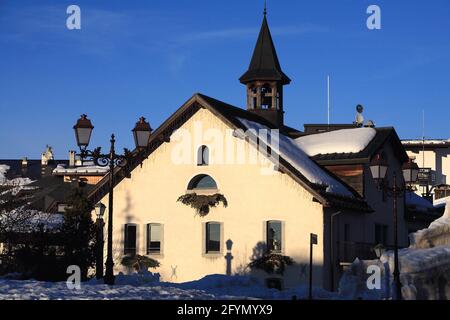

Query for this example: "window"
[197,145,209,166]
[187,174,218,190]
[375,224,388,245]
[267,221,282,253]
[124,224,137,255]
[147,223,162,255]
[206,222,221,253]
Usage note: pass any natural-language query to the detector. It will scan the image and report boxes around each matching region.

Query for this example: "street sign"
[417,168,432,186]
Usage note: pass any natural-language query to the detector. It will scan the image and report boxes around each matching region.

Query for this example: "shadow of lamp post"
[369,155,419,300]
[309,233,318,300]
[225,239,233,276]
[73,115,152,285]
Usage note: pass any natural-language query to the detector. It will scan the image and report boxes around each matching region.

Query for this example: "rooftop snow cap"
[239,14,290,85]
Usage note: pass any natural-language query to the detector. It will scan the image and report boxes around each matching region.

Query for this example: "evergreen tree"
[60,188,96,280]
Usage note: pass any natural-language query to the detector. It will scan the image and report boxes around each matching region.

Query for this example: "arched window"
[187,174,218,190]
[197,145,209,166]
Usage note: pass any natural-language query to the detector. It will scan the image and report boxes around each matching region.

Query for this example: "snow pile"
[295,128,376,157]
[0,164,9,183]
[339,200,450,300]
[338,258,389,300]
[237,118,353,196]
[409,199,450,249]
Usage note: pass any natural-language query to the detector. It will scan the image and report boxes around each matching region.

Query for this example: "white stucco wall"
[406,147,450,196]
[99,108,326,289]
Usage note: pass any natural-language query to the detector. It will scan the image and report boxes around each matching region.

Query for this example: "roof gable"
[87,93,370,212]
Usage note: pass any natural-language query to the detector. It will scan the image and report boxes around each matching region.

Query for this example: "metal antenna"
[264,0,267,16]
[327,75,330,126]
[422,109,425,168]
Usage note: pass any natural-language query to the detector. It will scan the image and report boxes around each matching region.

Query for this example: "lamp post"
[369,155,419,300]
[73,114,152,285]
[94,202,106,279]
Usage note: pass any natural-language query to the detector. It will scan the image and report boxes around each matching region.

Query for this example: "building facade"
[85,12,417,291]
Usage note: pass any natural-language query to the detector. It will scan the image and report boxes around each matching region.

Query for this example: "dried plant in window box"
[248,253,294,275]
[177,193,228,217]
[121,254,160,272]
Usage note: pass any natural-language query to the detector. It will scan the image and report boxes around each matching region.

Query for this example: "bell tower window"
[261,84,273,109]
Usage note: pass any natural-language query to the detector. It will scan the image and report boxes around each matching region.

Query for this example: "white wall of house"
[99,108,328,289]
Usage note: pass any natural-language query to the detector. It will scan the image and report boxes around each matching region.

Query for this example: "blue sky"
[1,0,450,159]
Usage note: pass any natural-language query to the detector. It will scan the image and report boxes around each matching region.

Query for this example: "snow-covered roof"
[0,209,63,233]
[434,196,450,208]
[294,128,377,157]
[405,192,435,212]
[53,163,109,175]
[402,139,450,145]
[237,118,354,196]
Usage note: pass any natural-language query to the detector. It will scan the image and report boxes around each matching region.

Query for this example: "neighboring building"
[84,11,427,291]
[0,146,108,213]
[402,139,450,202]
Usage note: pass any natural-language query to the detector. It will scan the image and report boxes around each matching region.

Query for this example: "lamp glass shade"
[370,154,388,181]
[94,203,106,219]
[132,117,152,149]
[402,159,419,184]
[73,114,94,147]
[373,244,385,258]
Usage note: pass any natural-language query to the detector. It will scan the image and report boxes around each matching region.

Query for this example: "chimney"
[69,150,76,167]
[21,157,28,168]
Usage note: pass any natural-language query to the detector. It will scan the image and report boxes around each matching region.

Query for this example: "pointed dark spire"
[239,11,290,85]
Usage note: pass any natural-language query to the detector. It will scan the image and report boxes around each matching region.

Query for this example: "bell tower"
[239,7,291,128]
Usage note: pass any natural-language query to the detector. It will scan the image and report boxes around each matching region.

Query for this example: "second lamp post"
[73,114,152,285]
[369,154,419,300]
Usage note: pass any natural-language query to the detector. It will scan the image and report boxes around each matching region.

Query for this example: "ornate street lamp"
[132,117,152,150]
[94,202,106,279]
[73,114,151,285]
[373,243,386,259]
[73,114,94,149]
[369,154,419,300]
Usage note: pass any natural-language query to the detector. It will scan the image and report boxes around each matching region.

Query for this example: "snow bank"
[409,199,450,249]
[0,273,338,300]
[295,128,376,157]
[339,201,450,300]
[237,118,353,196]
[0,164,10,183]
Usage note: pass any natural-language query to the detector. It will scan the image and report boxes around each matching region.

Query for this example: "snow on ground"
[237,118,353,196]
[0,273,338,300]
[294,128,376,157]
